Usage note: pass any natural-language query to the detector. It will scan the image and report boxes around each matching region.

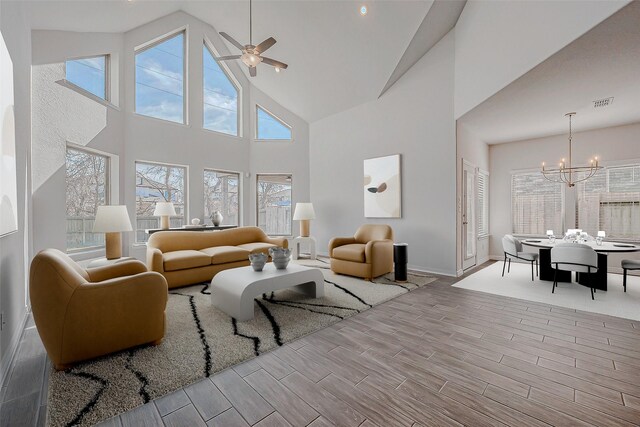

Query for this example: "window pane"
[257,106,291,140]
[203,44,239,136]
[577,166,640,239]
[204,170,240,226]
[65,148,109,251]
[66,56,107,100]
[512,173,563,235]
[257,174,291,235]
[135,32,184,123]
[135,161,186,242]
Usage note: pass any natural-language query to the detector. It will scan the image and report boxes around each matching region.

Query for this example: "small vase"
[211,211,223,227]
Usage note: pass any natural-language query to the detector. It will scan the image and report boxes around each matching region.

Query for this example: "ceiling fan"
[215,0,288,77]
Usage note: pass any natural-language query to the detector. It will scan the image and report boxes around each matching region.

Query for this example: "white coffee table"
[210,263,324,321]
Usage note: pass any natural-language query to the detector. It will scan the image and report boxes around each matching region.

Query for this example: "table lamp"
[93,205,133,259]
[154,202,176,230]
[546,230,554,237]
[597,230,605,246]
[293,203,315,237]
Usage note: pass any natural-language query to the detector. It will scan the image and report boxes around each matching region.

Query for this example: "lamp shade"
[546,230,554,236]
[293,203,315,220]
[93,205,132,232]
[597,231,606,238]
[153,201,176,216]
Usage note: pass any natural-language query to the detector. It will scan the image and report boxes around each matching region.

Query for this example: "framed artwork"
[1,33,18,237]
[364,154,401,218]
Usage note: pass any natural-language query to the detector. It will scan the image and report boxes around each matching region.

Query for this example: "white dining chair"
[622,259,640,292]
[551,243,598,300]
[502,235,538,281]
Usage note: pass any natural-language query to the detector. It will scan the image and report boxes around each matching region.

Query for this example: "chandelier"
[541,112,602,187]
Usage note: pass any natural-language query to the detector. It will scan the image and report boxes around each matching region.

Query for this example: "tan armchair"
[29,249,168,370]
[329,224,394,280]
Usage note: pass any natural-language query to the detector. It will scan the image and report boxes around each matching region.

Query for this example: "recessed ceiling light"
[360,5,367,16]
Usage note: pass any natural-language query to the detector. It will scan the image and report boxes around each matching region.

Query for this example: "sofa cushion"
[163,250,212,272]
[200,246,251,265]
[237,242,278,255]
[332,244,366,263]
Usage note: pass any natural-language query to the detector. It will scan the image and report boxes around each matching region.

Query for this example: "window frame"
[510,169,565,238]
[65,144,113,254]
[255,104,293,141]
[202,38,243,138]
[134,27,188,125]
[255,173,293,237]
[134,159,189,243]
[64,54,110,102]
[203,168,242,227]
[575,161,640,242]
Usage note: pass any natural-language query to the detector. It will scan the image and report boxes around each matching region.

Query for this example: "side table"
[87,256,135,268]
[291,236,317,260]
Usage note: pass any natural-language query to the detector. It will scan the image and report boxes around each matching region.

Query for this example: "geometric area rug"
[46,259,435,426]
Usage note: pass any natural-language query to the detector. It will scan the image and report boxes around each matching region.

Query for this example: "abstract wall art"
[0,32,18,237]
[364,154,401,218]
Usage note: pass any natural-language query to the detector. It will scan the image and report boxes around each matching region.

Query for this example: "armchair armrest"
[365,239,394,265]
[87,260,148,283]
[147,247,165,273]
[329,237,357,257]
[264,236,288,248]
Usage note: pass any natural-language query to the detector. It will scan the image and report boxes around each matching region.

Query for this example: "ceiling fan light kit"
[216,0,288,77]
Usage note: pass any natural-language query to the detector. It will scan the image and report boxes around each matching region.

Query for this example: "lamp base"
[161,216,170,229]
[105,232,122,260]
[299,220,310,237]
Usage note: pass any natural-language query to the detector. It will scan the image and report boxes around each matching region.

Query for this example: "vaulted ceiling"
[21,0,434,122]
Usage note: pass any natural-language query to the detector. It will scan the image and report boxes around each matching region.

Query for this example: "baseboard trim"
[408,265,457,277]
[0,310,29,388]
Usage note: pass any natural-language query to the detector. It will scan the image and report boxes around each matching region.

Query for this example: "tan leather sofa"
[29,249,168,370]
[329,224,394,280]
[146,226,288,289]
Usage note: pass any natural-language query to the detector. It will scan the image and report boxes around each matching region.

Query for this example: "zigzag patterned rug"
[46,260,435,426]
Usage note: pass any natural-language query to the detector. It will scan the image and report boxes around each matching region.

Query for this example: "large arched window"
[203,42,240,136]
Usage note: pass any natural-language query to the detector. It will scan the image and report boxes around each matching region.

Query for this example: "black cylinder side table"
[394,243,408,282]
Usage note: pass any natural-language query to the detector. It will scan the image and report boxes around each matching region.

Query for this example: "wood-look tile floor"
[4,263,640,426]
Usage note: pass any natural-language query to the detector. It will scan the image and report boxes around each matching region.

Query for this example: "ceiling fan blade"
[219,32,245,51]
[261,57,288,69]
[249,66,257,77]
[255,37,276,54]
[215,55,241,61]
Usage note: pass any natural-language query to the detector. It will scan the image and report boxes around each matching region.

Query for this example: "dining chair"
[551,243,598,300]
[621,259,640,292]
[501,235,539,281]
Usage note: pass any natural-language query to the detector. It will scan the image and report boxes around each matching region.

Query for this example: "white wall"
[456,122,489,273]
[454,0,628,119]
[0,1,32,381]
[29,11,309,262]
[489,122,640,271]
[309,30,456,276]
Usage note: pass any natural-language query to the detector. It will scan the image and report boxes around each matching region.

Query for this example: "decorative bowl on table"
[249,253,267,271]
[268,247,291,269]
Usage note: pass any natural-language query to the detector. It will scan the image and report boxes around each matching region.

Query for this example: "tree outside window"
[257,174,292,236]
[65,147,109,251]
[135,161,186,242]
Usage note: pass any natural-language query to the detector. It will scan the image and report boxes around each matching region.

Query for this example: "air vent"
[593,97,614,108]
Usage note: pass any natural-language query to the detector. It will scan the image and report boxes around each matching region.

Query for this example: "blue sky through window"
[203,44,239,136]
[135,32,184,123]
[66,56,107,100]
[257,106,291,140]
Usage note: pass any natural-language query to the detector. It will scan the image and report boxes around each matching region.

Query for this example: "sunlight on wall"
[32,63,106,192]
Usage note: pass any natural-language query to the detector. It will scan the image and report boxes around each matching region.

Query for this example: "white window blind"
[577,165,640,240]
[477,171,489,237]
[512,172,563,235]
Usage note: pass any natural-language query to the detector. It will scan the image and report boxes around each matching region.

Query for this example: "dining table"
[521,239,640,291]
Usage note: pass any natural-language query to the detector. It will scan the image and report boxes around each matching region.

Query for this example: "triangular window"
[256,105,292,140]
